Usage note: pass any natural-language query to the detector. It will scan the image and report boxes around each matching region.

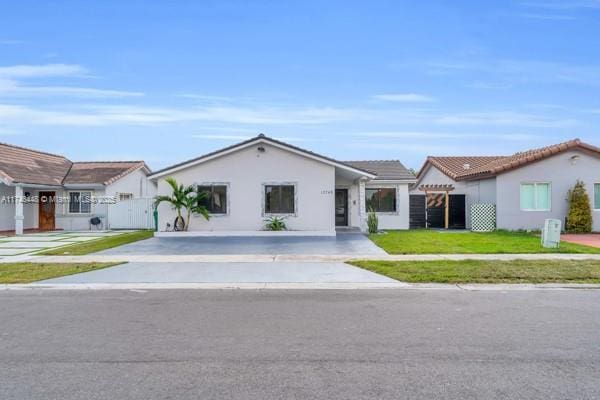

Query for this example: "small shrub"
[367,208,379,234]
[264,216,287,231]
[566,180,592,233]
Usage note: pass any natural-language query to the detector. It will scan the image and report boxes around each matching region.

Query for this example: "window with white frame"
[118,193,133,201]
[365,188,397,212]
[197,185,228,214]
[69,191,92,214]
[594,183,600,210]
[520,183,551,211]
[264,185,295,214]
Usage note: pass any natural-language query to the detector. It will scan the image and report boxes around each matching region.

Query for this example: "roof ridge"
[0,141,69,160]
[150,134,377,178]
[72,160,145,164]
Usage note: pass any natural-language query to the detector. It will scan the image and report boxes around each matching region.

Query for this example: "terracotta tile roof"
[64,161,149,185]
[422,156,506,180]
[0,142,150,187]
[420,138,599,182]
[343,160,415,180]
[459,138,598,180]
[0,142,72,186]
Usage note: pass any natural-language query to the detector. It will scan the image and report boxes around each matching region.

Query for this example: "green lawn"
[369,229,600,254]
[38,230,154,255]
[0,262,122,283]
[350,259,600,284]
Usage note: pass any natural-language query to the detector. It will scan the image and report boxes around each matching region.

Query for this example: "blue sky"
[1,0,600,170]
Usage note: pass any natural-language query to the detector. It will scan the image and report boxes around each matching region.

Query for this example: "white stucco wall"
[365,182,410,230]
[155,143,336,232]
[105,168,156,199]
[496,150,600,231]
[54,188,107,231]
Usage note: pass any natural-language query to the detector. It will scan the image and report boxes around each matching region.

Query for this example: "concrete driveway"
[99,232,386,256]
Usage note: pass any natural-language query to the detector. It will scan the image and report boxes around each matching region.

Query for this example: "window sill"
[264,213,297,218]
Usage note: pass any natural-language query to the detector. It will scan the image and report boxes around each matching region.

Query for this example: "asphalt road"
[1,289,599,400]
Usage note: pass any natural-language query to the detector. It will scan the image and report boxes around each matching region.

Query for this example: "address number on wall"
[321,190,334,195]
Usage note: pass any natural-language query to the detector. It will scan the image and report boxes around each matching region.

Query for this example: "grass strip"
[38,231,154,255]
[350,259,600,284]
[0,262,123,283]
[369,229,600,254]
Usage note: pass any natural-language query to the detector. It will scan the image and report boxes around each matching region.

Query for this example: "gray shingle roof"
[343,160,416,181]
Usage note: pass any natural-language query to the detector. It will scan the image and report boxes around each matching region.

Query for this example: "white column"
[358,179,367,231]
[14,185,24,235]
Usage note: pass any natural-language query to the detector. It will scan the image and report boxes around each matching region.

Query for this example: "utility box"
[541,219,562,248]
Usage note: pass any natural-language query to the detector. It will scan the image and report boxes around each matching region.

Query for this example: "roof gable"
[0,142,72,186]
[149,134,377,179]
[64,161,149,186]
[459,139,599,180]
[416,138,599,182]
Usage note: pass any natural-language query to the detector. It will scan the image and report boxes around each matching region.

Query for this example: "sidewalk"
[8,252,600,264]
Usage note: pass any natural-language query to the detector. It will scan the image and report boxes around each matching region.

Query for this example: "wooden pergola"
[418,184,455,229]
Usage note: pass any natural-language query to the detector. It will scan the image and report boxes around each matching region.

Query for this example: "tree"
[566,180,592,233]
[153,177,210,231]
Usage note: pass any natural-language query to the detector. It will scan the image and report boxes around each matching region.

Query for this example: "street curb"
[5,253,600,264]
[2,282,599,291]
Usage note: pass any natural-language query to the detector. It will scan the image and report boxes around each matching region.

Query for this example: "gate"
[107,198,154,229]
[409,195,426,228]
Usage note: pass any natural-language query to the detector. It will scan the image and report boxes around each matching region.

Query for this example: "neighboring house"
[0,143,156,234]
[149,134,416,235]
[412,138,600,231]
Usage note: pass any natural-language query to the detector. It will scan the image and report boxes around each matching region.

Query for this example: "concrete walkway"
[39,261,399,284]
[15,252,600,264]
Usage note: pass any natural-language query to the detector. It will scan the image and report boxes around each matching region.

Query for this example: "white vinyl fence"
[107,198,154,230]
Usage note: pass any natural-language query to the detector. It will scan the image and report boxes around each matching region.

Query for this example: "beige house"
[412,138,600,231]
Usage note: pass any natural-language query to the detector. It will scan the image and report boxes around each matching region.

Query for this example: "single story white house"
[149,134,416,235]
[0,142,156,234]
[411,138,600,231]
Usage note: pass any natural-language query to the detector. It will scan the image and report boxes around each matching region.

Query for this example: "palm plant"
[153,177,210,231]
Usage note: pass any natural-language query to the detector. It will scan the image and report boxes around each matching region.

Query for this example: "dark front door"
[449,194,466,229]
[38,191,56,230]
[409,195,426,229]
[335,189,348,226]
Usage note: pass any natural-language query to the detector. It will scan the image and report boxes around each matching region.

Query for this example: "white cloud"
[0,81,143,98]
[371,93,436,102]
[0,64,87,78]
[0,103,359,126]
[434,111,579,128]
[350,131,540,141]
[0,64,143,98]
